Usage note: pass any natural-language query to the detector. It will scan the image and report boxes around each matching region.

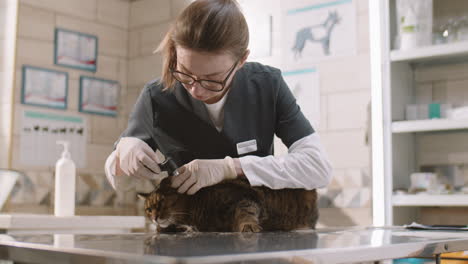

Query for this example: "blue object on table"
[429,103,441,119]
[394,258,429,264]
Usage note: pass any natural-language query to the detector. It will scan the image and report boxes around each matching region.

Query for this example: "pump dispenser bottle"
[54,141,76,216]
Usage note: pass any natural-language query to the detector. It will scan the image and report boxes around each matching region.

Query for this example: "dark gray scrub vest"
[120,62,314,167]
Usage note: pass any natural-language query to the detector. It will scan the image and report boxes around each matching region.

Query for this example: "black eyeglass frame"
[170,60,239,92]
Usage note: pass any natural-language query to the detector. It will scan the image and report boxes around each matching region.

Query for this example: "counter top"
[0,214,145,233]
[1,227,468,263]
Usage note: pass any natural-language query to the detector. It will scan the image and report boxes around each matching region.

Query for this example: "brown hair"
[156,0,249,91]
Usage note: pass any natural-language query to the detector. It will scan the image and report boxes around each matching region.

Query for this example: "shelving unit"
[393,194,468,207]
[390,40,468,62]
[392,119,468,133]
[370,0,468,226]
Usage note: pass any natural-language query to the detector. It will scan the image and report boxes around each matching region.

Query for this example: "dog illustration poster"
[282,0,356,64]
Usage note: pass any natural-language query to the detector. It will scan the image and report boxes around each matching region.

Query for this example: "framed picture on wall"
[21,65,68,110]
[79,76,119,117]
[54,28,98,72]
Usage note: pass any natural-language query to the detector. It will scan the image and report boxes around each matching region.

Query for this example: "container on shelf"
[395,0,433,50]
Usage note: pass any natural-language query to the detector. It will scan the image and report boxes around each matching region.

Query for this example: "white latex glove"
[115,137,163,181]
[171,157,237,195]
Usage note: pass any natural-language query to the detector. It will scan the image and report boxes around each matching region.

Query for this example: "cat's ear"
[159,175,173,189]
[150,173,171,189]
[137,192,149,200]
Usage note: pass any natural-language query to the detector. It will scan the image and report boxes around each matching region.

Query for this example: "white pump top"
[56,141,71,159]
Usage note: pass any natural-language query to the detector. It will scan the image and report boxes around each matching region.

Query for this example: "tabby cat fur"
[137,178,318,233]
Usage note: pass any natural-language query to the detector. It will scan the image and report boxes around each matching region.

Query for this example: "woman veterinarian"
[105,0,332,195]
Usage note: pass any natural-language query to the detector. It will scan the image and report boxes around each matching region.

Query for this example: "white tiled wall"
[327,90,370,131]
[129,0,171,29]
[319,54,371,93]
[96,0,130,29]
[17,4,55,41]
[21,0,97,21]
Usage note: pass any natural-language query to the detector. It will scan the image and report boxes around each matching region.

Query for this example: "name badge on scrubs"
[236,139,257,155]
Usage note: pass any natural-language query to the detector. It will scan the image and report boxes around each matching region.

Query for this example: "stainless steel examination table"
[1,227,468,264]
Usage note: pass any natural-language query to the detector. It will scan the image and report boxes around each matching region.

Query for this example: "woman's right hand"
[115,137,162,180]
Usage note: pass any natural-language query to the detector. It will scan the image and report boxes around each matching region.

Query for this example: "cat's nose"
[156,217,167,225]
[156,218,170,228]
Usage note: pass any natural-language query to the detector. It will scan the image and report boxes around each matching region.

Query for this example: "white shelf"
[392,119,468,133]
[0,214,145,233]
[393,194,468,207]
[390,41,468,62]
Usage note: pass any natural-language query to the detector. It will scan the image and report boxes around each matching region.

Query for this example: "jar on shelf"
[396,0,433,50]
[432,17,449,44]
[445,18,459,43]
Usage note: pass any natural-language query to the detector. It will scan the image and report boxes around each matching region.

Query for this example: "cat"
[137,178,318,233]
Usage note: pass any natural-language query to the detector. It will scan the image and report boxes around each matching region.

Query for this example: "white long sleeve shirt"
[105,92,332,191]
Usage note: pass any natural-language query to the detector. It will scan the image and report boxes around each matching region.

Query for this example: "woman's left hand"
[171,157,237,195]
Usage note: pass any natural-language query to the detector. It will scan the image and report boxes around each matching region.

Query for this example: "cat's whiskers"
[166,216,177,226]
[171,211,192,222]
[170,212,191,216]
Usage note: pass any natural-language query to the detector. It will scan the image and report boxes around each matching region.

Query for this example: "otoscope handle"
[159,157,180,176]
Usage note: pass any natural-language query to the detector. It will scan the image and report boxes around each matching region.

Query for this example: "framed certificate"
[54,28,98,72]
[79,76,119,117]
[21,65,68,109]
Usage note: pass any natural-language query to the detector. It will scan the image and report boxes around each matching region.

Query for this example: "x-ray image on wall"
[21,66,68,110]
[79,76,119,117]
[282,0,356,65]
[283,68,320,127]
[55,28,98,72]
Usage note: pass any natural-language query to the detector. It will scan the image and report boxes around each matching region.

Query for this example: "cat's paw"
[177,225,198,233]
[159,224,197,233]
[239,222,262,233]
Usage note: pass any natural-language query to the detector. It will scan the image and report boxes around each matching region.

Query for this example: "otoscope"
[158,155,180,177]
[138,127,182,178]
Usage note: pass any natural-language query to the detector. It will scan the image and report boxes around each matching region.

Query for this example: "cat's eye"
[145,208,151,213]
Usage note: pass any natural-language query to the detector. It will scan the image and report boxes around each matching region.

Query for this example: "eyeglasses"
[171,61,239,92]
